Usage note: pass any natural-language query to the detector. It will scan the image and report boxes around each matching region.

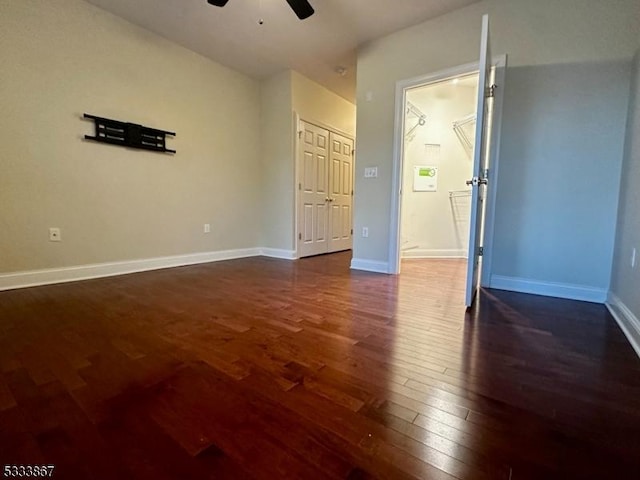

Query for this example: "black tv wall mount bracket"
[83,114,176,154]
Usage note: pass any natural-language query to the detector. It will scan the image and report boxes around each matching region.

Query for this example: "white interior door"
[465,14,493,307]
[328,132,354,253]
[298,122,329,257]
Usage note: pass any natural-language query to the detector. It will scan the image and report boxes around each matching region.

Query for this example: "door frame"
[293,113,355,259]
[387,55,507,283]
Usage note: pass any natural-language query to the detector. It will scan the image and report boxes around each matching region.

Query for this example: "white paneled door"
[298,121,354,258]
[299,122,329,257]
[465,14,494,307]
[328,131,354,253]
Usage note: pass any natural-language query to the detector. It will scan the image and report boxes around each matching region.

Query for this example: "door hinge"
[350,228,353,235]
[352,149,355,157]
[478,246,484,256]
[298,233,302,240]
[299,183,302,191]
[487,84,497,98]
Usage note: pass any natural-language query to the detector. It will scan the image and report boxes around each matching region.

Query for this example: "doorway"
[399,73,480,303]
[400,73,479,258]
[296,120,355,258]
[389,56,506,308]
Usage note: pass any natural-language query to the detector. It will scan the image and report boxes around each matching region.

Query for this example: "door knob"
[329,198,334,202]
[466,177,488,186]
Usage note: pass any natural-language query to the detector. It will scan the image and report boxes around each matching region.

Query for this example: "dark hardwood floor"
[0,252,639,479]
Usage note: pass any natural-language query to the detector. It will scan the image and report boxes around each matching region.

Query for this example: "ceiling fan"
[206,0,315,20]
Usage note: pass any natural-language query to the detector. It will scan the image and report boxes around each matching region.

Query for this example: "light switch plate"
[364,167,378,178]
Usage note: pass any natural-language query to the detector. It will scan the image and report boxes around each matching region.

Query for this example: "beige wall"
[0,0,261,273]
[260,71,293,250]
[353,0,639,297]
[292,71,357,136]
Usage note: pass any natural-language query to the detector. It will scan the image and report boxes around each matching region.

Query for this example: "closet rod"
[406,101,426,122]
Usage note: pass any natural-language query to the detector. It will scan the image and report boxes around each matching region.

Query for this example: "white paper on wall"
[425,144,441,163]
[413,166,438,192]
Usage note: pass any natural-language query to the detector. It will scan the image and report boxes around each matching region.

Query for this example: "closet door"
[298,122,330,257]
[465,14,493,307]
[328,132,354,253]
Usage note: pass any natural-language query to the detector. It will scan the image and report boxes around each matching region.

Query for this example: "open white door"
[465,14,493,307]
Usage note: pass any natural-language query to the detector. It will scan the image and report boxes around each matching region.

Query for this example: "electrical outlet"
[362,227,369,238]
[204,224,211,234]
[632,248,637,268]
[49,227,61,242]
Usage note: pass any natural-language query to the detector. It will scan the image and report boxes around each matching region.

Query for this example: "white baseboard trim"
[259,248,297,260]
[606,293,640,359]
[0,248,264,291]
[401,249,467,259]
[350,258,390,274]
[489,275,607,303]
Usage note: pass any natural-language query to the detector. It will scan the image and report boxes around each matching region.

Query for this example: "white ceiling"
[85,0,480,102]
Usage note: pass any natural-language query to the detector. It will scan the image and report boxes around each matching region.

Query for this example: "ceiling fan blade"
[207,0,230,6]
[285,0,314,20]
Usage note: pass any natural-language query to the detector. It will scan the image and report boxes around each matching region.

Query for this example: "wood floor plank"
[0,376,17,411]
[0,253,639,479]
